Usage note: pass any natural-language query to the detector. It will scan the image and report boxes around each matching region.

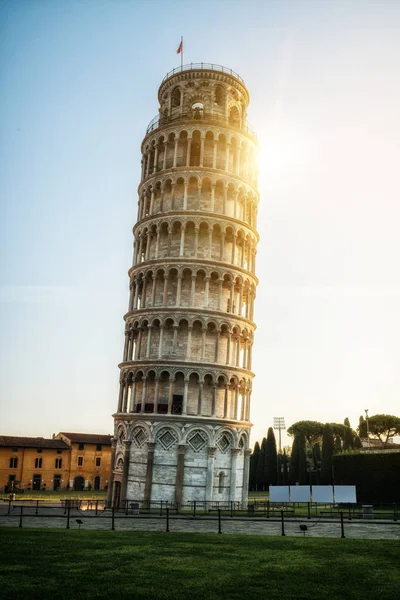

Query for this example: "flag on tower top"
[177,40,183,54]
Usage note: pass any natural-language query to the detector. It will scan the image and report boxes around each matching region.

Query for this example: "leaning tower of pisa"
[108,63,259,508]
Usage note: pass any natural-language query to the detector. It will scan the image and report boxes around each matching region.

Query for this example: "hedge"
[333,452,400,503]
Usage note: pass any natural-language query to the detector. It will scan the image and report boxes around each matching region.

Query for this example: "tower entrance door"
[73,476,85,491]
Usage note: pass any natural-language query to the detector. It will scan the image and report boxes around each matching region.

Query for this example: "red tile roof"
[0,436,69,450]
[57,432,112,445]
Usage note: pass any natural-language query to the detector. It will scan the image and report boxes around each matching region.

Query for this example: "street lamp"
[365,409,370,450]
[273,417,286,453]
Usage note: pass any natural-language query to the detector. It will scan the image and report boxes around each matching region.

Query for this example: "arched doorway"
[73,476,85,491]
[94,476,101,491]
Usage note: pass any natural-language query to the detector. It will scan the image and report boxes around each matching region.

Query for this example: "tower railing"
[161,63,246,85]
[145,111,257,141]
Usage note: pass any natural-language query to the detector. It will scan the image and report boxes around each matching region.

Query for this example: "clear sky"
[1,0,399,448]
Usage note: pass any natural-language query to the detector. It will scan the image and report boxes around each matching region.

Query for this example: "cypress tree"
[321,423,335,484]
[334,434,342,453]
[256,437,266,490]
[354,435,363,449]
[344,417,351,428]
[282,450,288,485]
[249,442,260,490]
[289,435,299,485]
[313,442,321,466]
[343,427,354,451]
[289,433,307,485]
[359,415,368,438]
[298,432,308,484]
[266,427,278,487]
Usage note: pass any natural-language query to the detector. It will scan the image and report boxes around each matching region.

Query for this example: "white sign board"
[269,486,290,503]
[290,486,310,503]
[334,485,357,504]
[311,486,334,503]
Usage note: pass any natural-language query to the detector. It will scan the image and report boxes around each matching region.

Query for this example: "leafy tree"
[358,415,368,438]
[321,423,334,484]
[368,414,400,447]
[249,442,260,490]
[289,435,299,485]
[354,435,363,449]
[334,434,342,454]
[265,427,278,487]
[255,437,266,490]
[287,421,324,470]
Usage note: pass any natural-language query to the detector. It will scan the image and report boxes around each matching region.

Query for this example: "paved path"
[0,507,399,539]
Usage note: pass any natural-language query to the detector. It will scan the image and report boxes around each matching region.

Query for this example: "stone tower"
[108,63,259,508]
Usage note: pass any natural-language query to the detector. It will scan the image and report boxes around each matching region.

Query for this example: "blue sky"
[1,0,400,446]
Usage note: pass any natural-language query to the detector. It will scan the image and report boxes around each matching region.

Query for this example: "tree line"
[249,414,400,490]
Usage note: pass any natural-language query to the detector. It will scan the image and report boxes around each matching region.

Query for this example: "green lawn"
[0,529,399,600]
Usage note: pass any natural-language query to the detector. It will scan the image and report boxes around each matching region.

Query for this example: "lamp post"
[365,409,370,450]
[273,417,286,454]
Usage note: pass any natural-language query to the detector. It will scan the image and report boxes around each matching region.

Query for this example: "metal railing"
[161,63,246,85]
[145,111,257,140]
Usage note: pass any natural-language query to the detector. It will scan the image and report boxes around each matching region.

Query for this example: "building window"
[57,450,62,454]
[78,443,84,450]
[37,448,42,453]
[35,457,42,469]
[77,456,84,467]
[96,444,102,451]
[9,457,18,468]
[12,447,18,452]
[95,457,101,467]
[55,458,62,469]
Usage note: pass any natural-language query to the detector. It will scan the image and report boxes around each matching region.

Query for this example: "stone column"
[223,385,229,417]
[205,446,216,501]
[211,184,215,211]
[146,326,152,358]
[106,437,117,507]
[158,325,164,358]
[225,143,231,171]
[122,381,130,412]
[204,276,210,307]
[183,379,189,415]
[186,137,192,166]
[143,442,156,505]
[155,227,160,258]
[201,327,207,360]
[167,379,174,414]
[151,275,157,306]
[199,135,205,167]
[183,182,188,209]
[218,278,223,310]
[190,275,196,305]
[172,325,179,353]
[174,444,187,505]
[163,143,168,170]
[197,382,203,415]
[149,191,155,215]
[133,280,139,310]
[170,183,176,210]
[129,380,136,412]
[173,138,179,167]
[242,449,251,507]
[229,448,240,502]
[231,235,237,264]
[140,378,147,413]
[117,378,125,412]
[123,333,129,361]
[153,146,159,173]
[194,226,200,256]
[179,226,185,256]
[226,334,231,365]
[186,326,192,359]
[211,384,217,417]
[128,283,134,312]
[120,440,132,508]
[163,274,169,305]
[212,140,218,169]
[176,275,182,306]
[135,329,142,359]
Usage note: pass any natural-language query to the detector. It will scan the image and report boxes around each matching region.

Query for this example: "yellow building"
[0,436,70,491]
[0,432,112,492]
[54,432,112,491]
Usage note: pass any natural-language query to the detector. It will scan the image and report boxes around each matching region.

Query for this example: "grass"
[0,529,399,599]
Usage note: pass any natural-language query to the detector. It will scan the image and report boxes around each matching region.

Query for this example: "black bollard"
[35,500,39,515]
[218,509,222,534]
[19,506,23,528]
[193,501,196,518]
[281,510,285,536]
[95,500,98,515]
[112,506,115,531]
[166,507,170,532]
[307,502,311,520]
[160,500,163,516]
[66,504,71,529]
[340,512,345,538]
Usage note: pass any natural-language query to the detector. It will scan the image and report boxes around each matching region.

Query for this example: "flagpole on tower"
[181,36,183,68]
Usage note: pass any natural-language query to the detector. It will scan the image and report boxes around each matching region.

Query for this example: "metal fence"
[145,111,257,140]
[161,63,246,85]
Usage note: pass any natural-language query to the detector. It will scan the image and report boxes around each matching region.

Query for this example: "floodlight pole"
[365,409,370,450]
[273,417,286,454]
